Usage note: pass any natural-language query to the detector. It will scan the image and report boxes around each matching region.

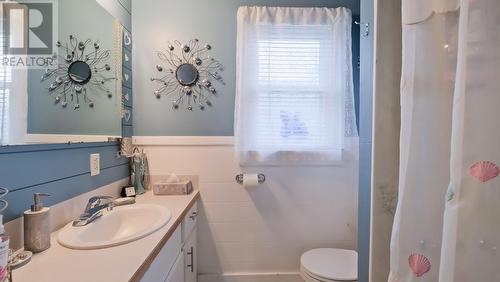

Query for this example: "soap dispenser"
[24,193,51,253]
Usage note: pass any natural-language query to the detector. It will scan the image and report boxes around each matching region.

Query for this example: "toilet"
[300,248,358,282]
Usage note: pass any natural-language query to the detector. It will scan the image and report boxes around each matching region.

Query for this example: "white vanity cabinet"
[140,227,182,282]
[165,252,185,282]
[140,202,198,282]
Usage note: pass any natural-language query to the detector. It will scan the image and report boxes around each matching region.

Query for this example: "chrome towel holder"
[0,187,8,213]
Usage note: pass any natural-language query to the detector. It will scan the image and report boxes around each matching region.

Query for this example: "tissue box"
[153,180,193,195]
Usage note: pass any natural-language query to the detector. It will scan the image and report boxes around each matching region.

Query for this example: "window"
[0,33,12,144]
[255,25,340,151]
[0,8,27,145]
[235,6,357,163]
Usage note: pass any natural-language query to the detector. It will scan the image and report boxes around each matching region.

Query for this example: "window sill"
[238,150,358,167]
[239,160,352,167]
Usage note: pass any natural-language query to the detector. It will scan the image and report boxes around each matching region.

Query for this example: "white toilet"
[300,248,358,282]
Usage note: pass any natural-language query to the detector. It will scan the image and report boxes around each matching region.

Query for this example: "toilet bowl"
[300,248,357,282]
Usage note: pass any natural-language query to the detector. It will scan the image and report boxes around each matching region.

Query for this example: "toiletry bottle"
[24,193,51,253]
[0,214,9,282]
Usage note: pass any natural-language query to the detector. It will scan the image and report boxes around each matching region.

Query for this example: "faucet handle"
[85,196,113,211]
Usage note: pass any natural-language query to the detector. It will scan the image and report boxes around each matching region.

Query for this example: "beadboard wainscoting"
[134,136,358,282]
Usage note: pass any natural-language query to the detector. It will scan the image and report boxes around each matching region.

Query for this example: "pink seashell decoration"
[408,253,431,277]
[470,161,499,182]
[0,266,6,280]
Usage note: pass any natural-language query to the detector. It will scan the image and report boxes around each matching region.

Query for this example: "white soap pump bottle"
[24,193,51,253]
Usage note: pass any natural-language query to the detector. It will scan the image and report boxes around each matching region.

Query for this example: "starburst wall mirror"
[41,35,116,110]
[151,39,224,111]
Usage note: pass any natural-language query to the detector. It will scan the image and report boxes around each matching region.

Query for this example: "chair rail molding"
[132,136,234,146]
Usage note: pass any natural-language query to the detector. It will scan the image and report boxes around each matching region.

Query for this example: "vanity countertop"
[12,190,200,282]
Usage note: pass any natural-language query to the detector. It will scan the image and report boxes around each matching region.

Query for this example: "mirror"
[0,0,122,145]
[68,61,92,84]
[176,64,199,86]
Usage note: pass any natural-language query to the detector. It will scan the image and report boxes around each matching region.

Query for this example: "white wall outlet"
[90,153,100,176]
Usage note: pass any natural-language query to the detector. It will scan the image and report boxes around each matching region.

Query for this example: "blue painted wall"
[0,0,132,223]
[353,16,360,131]
[0,143,129,222]
[133,0,360,136]
[358,0,374,281]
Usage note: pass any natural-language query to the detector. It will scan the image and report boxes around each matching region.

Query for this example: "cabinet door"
[184,228,197,282]
[165,253,184,282]
[141,227,182,282]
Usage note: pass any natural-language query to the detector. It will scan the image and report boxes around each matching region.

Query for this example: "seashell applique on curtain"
[469,161,499,183]
[408,253,431,277]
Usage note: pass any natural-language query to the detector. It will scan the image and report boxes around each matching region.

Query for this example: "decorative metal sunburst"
[41,35,116,110]
[151,39,224,111]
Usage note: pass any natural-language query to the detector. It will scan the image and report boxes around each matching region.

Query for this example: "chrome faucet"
[73,196,115,227]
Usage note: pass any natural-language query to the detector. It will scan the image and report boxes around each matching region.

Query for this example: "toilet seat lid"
[301,248,357,281]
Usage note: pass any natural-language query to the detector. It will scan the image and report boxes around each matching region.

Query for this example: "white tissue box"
[153,180,193,195]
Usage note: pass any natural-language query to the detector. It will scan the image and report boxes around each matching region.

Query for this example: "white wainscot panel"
[136,137,358,278]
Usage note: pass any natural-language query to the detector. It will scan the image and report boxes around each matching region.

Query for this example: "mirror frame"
[0,1,127,146]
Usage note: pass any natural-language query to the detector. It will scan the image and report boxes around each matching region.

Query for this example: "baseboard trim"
[198,272,302,282]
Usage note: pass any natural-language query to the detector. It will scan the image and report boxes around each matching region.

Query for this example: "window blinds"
[254,25,340,151]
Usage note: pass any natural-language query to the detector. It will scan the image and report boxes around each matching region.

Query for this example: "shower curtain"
[389,0,500,281]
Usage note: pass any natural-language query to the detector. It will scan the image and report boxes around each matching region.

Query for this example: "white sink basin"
[58,204,171,250]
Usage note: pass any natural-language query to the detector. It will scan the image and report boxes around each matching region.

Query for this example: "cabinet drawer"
[182,202,198,242]
[141,226,182,282]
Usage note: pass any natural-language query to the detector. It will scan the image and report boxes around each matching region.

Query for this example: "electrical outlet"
[90,153,100,176]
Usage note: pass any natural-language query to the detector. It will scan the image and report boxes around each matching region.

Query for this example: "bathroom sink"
[57,204,171,250]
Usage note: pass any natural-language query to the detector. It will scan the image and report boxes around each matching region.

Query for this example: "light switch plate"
[90,153,100,176]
